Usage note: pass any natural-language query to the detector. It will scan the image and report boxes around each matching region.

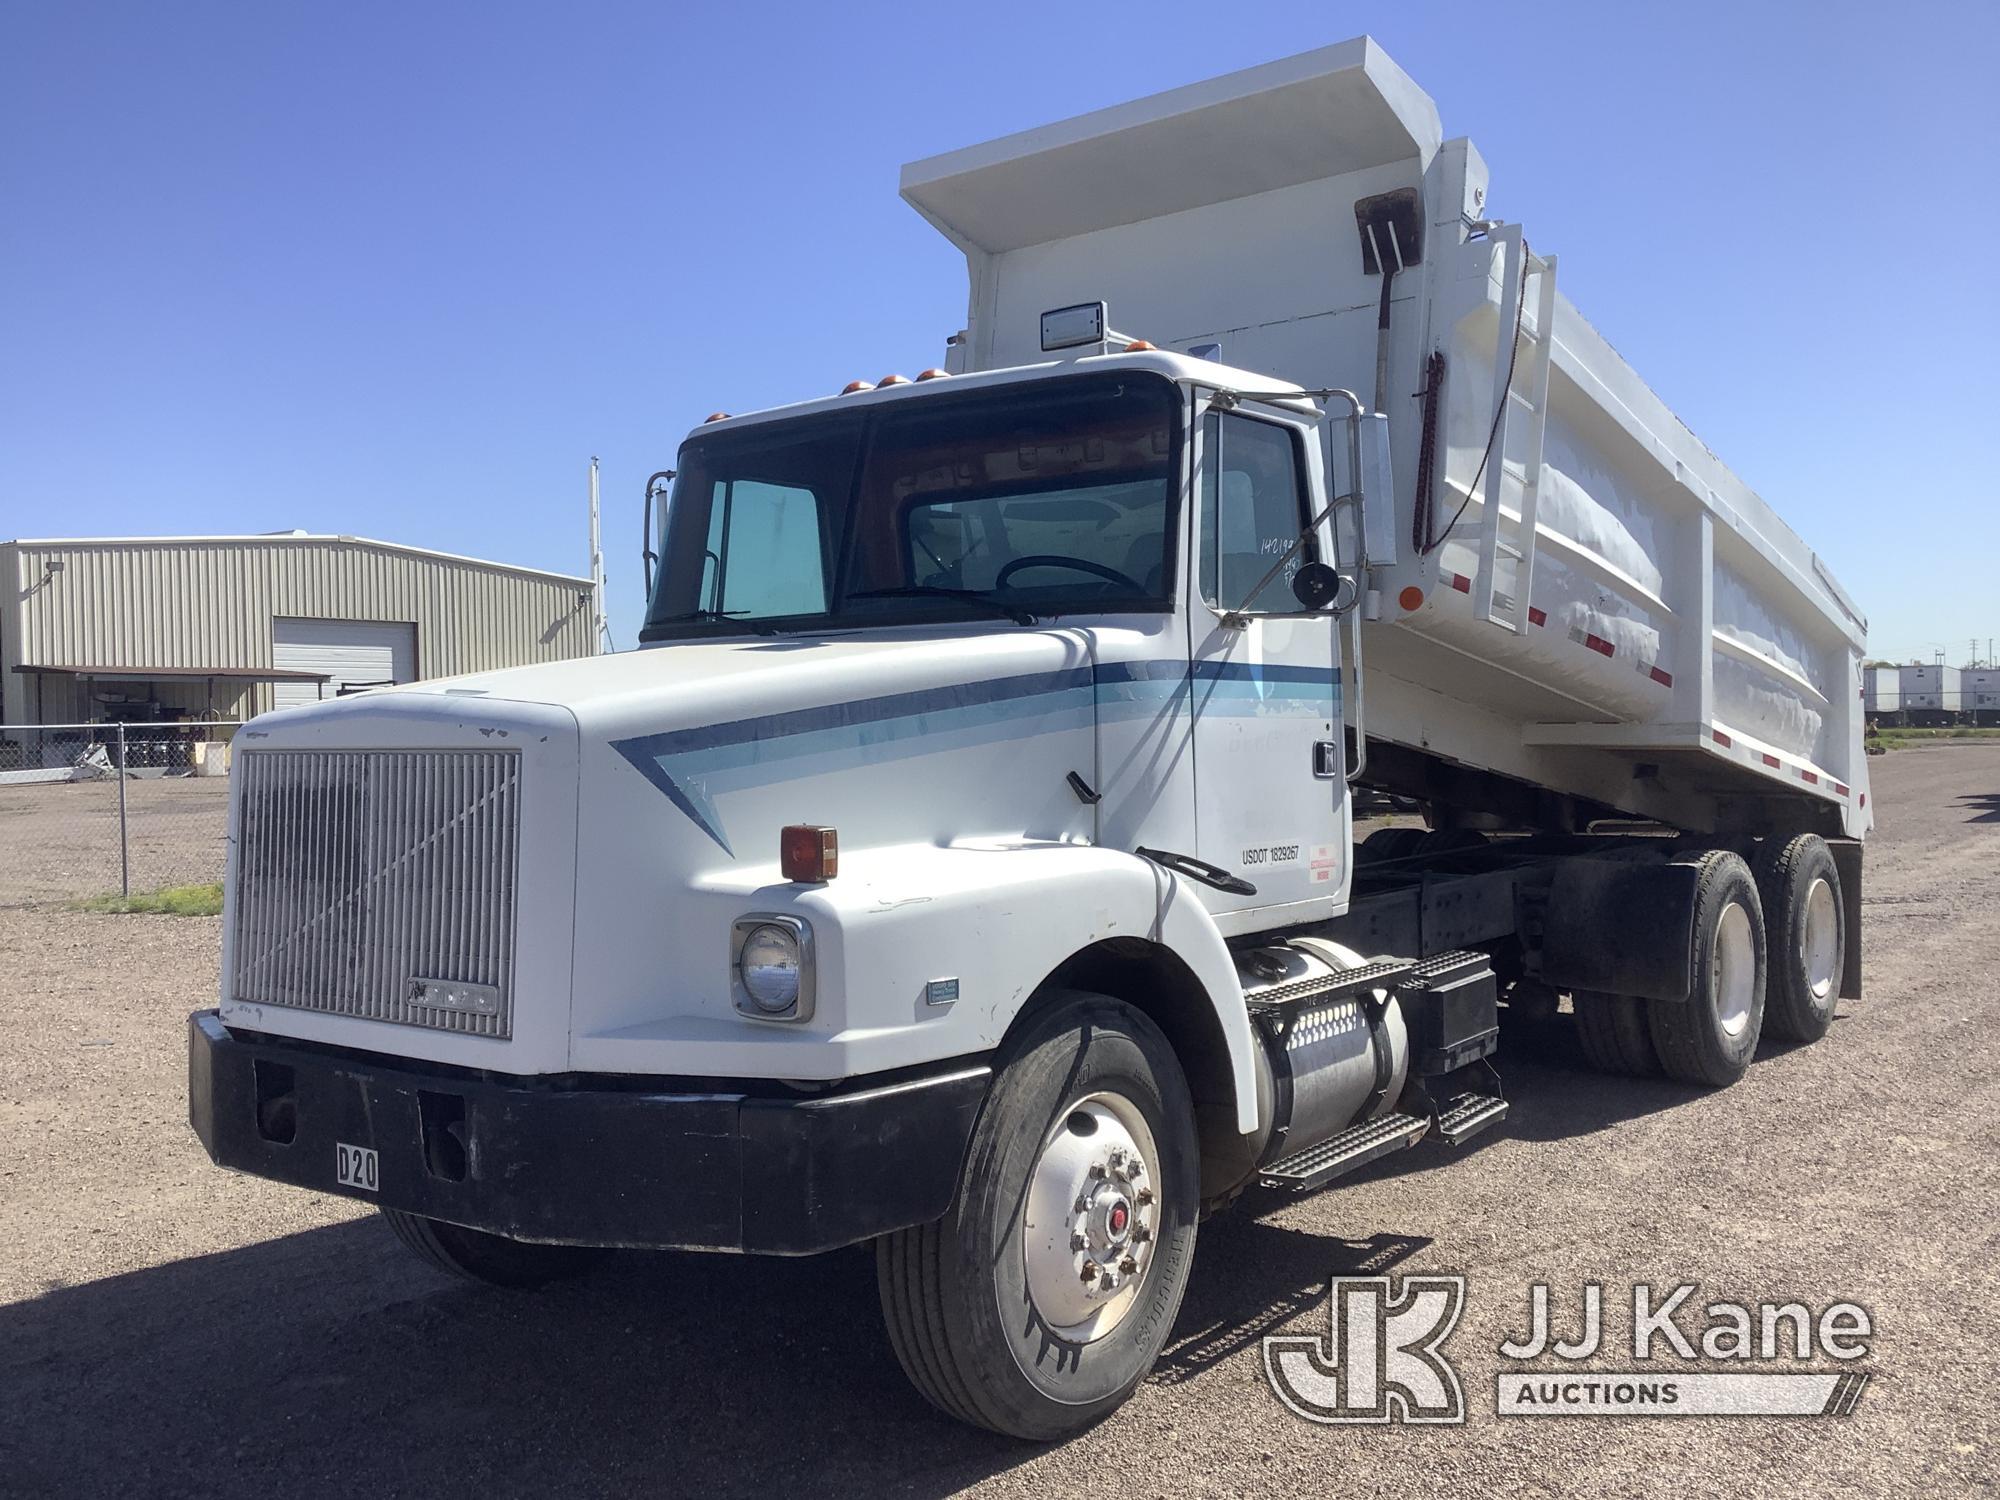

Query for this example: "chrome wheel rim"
[1713,901,1756,1039]
[1021,1092,1161,1343]
[1802,876,1839,1003]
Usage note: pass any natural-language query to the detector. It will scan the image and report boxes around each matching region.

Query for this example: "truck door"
[1187,404,1346,925]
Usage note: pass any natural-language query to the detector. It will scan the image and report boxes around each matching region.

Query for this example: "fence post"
[116,724,130,898]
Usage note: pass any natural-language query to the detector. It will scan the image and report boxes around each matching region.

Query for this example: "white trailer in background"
[1898,663,1964,724]
[1864,664,1903,724]
[190,39,1870,1440]
[1969,668,2000,725]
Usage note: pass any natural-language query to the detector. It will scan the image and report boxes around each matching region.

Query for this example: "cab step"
[1436,1091,1510,1145]
[1258,1112,1429,1192]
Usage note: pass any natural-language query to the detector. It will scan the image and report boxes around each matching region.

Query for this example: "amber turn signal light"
[781,825,838,883]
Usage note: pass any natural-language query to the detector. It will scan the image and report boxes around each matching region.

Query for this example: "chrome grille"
[231,749,521,1038]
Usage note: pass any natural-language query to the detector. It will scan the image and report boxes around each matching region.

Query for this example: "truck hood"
[373,623,1151,865]
[385,626,1097,731]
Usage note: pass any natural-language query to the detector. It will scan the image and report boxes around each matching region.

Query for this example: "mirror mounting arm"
[641,470,675,598]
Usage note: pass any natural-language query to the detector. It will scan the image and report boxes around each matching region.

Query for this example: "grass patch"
[72,882,224,916]
[1867,725,2000,753]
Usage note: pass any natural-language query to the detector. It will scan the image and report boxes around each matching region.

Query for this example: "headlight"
[732,915,814,1020]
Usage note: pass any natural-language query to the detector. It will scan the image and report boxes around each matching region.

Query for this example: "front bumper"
[187,1011,989,1255]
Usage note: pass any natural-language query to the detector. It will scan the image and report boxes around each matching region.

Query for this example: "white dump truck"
[190,39,1869,1439]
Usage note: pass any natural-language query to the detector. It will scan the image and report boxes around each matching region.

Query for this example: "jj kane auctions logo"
[1265,1277,1873,1423]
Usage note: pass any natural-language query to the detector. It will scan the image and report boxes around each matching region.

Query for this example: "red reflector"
[1761,753,1781,768]
[781,825,838,883]
[1527,605,1547,627]
[1450,573,1472,594]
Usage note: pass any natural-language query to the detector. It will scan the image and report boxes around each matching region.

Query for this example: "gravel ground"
[1,745,1995,1498]
[0,776,231,905]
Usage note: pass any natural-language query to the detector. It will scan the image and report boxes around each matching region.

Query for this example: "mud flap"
[1829,838,1863,1000]
[1536,858,1700,1003]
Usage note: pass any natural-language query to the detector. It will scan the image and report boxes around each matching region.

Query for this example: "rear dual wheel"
[1573,850,1766,1088]
[1572,991,1659,1076]
[1646,851,1766,1086]
[1755,834,1844,1043]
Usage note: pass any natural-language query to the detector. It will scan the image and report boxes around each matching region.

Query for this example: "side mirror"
[1291,562,1355,613]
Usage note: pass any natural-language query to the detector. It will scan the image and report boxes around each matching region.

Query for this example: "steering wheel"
[993,554,1146,593]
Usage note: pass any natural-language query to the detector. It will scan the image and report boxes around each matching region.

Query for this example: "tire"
[1753,834,1844,1043]
[1572,990,1660,1076]
[1360,827,1427,862]
[380,1208,601,1289]
[1646,851,1766,1087]
[875,991,1199,1440]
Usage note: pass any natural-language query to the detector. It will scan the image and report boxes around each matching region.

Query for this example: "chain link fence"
[0,723,239,907]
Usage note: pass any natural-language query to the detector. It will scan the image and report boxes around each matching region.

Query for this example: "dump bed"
[904,37,1869,839]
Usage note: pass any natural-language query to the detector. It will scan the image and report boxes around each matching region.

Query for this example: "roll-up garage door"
[271,618,417,710]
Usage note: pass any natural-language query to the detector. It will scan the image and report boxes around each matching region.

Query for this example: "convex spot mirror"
[1290,562,1356,613]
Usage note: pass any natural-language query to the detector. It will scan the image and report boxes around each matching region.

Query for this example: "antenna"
[588,456,611,654]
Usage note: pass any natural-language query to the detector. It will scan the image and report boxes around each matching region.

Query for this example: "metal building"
[0,533,598,727]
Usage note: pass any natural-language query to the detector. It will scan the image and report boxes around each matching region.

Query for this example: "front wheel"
[876,992,1199,1440]
[380,1209,601,1288]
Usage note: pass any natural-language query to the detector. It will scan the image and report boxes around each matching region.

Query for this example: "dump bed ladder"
[1471,226,1558,634]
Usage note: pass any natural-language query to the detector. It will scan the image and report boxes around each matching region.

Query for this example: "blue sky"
[3,2,1994,663]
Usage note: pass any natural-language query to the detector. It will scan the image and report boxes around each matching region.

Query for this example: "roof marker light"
[1123,340,1156,352]
[704,412,730,422]
[841,380,873,394]
[876,373,911,386]
[916,368,949,381]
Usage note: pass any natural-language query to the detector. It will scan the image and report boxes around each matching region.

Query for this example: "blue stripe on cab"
[611,658,1341,851]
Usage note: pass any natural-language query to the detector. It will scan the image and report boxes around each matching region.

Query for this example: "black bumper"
[187,1011,989,1255]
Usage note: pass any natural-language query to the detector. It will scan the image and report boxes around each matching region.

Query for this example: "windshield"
[641,373,1181,639]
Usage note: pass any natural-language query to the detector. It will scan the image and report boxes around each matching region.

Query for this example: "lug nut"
[1132,1225,1152,1244]
[1074,1196,1090,1214]
[1120,1256,1138,1275]
[1070,1232,1087,1252]
[1126,1159,1144,1180]
[1099,1271,1118,1292]
[1088,1161,1108,1180]
[1135,1187,1155,1206]
[1080,1260,1099,1283]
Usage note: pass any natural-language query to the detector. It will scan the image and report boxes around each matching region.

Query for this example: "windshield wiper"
[844,586,1037,626]
[643,608,783,636]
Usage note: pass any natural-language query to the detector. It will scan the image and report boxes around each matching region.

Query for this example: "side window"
[704,479,828,619]
[1199,414,1312,611]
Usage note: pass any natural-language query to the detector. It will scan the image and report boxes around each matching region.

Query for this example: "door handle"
[1134,847,1258,897]
[1312,740,1341,778]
